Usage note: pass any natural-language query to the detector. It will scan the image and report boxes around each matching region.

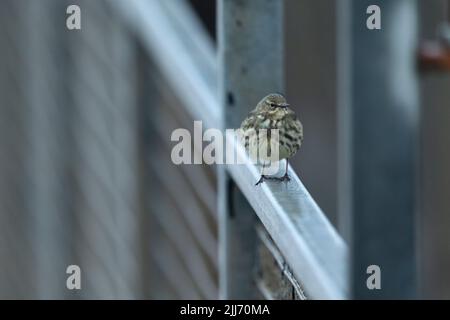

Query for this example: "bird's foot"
[277,173,291,182]
[269,173,290,183]
[255,174,290,185]
[255,175,267,186]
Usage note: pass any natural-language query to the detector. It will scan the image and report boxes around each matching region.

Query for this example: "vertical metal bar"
[218,0,284,299]
[25,0,74,298]
[337,0,353,241]
[0,0,37,298]
[338,0,419,299]
[419,0,450,299]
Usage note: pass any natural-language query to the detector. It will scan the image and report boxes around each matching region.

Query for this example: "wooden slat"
[149,191,218,298]
[148,153,218,268]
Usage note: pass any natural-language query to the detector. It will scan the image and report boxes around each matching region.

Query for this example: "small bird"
[239,93,303,185]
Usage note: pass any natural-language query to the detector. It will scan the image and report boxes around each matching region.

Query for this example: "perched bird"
[239,93,303,185]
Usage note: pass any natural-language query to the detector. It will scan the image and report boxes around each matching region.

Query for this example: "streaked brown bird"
[240,93,303,185]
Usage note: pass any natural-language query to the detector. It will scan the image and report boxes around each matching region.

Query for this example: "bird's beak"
[279,103,289,108]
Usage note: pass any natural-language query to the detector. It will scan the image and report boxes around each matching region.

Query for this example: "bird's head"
[257,93,290,111]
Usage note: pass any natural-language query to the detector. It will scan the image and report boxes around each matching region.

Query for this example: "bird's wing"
[283,111,303,141]
[240,110,259,130]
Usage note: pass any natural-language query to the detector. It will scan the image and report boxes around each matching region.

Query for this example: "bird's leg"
[256,161,291,185]
[256,162,280,185]
[272,159,290,182]
[255,165,267,186]
[280,159,290,181]
[255,175,266,186]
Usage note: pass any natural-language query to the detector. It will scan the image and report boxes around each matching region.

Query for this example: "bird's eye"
[270,103,276,107]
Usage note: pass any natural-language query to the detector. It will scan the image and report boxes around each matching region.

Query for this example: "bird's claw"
[255,175,267,186]
[255,174,290,186]
[279,173,290,182]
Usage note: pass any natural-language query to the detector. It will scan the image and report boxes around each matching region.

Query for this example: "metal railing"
[0,0,420,300]
[111,0,348,299]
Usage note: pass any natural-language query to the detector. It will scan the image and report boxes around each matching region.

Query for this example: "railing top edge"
[226,133,348,299]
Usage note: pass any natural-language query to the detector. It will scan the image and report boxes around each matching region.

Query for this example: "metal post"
[338,0,419,299]
[0,0,37,298]
[218,0,284,299]
[418,0,450,299]
[25,0,74,299]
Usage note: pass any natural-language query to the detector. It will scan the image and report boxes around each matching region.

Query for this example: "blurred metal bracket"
[418,23,450,72]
